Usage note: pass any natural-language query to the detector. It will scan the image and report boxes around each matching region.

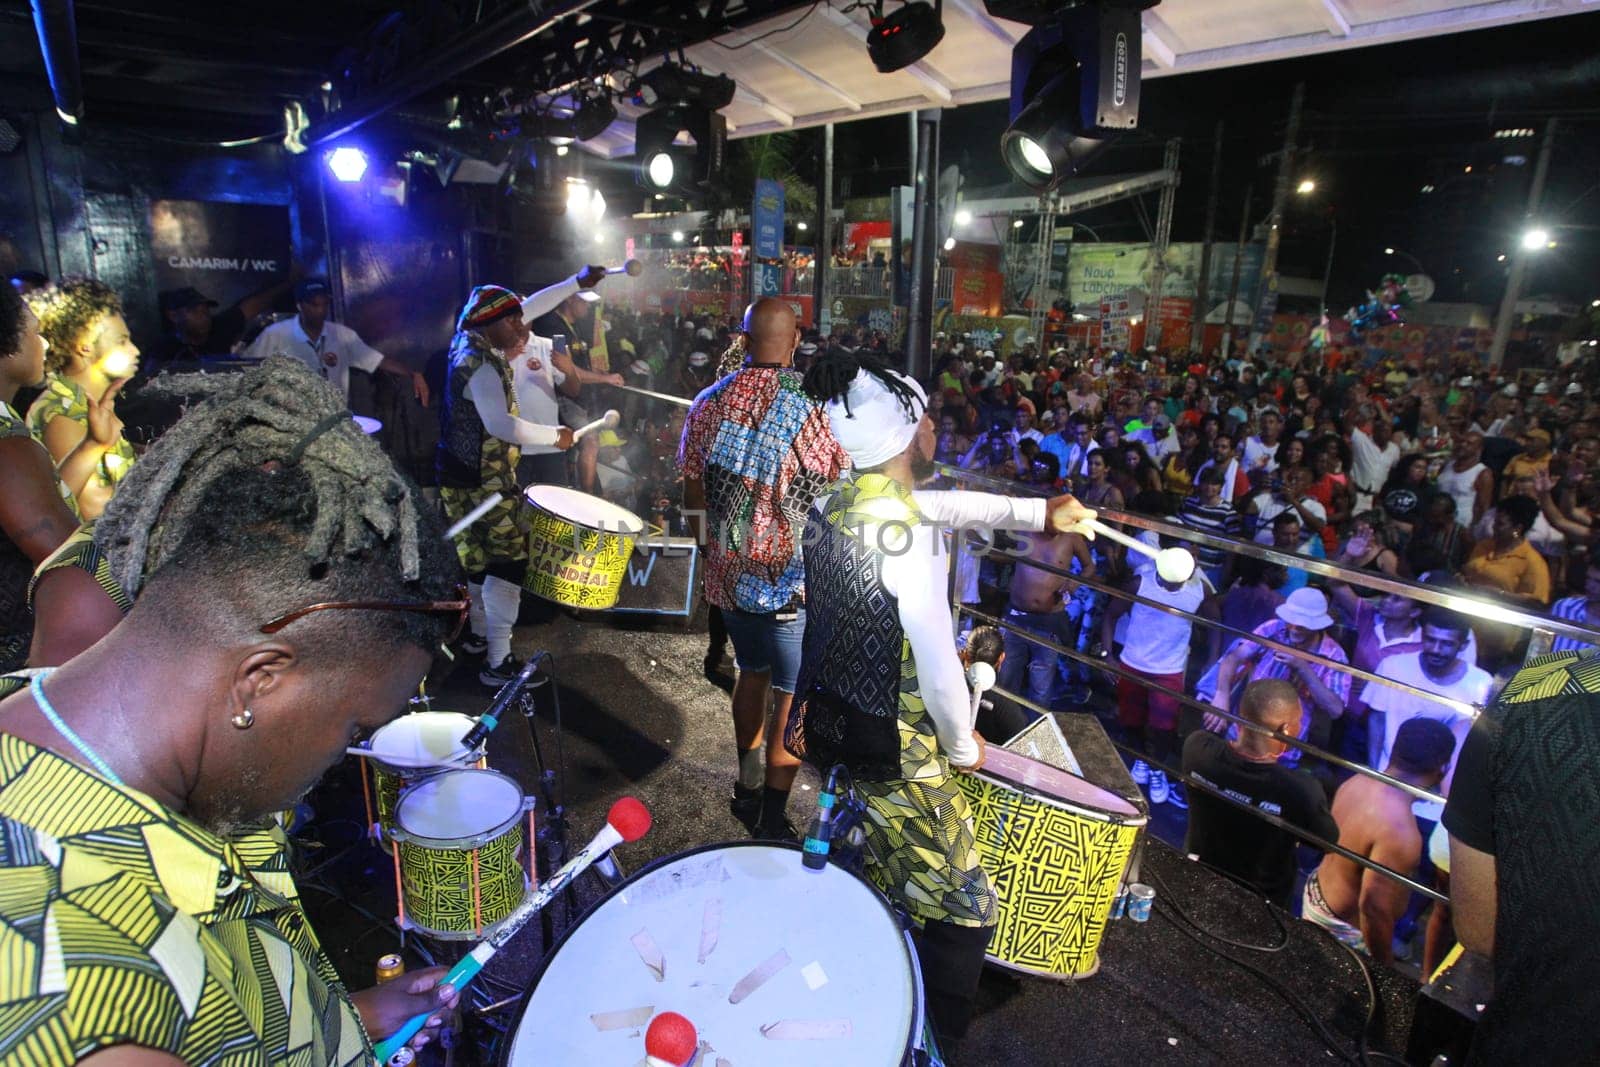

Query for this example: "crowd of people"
[2,259,1596,1062]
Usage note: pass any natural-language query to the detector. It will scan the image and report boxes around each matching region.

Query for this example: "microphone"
[373,797,652,1064]
[460,653,546,750]
[645,1012,699,1067]
[606,259,644,277]
[802,765,844,871]
[570,408,621,442]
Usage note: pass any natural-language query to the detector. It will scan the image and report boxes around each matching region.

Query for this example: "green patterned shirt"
[25,374,138,497]
[0,732,371,1065]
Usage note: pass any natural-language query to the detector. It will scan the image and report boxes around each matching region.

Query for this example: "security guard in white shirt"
[245,278,428,407]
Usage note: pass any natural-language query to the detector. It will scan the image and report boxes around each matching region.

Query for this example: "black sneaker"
[479,654,523,687]
[730,784,761,831]
[752,816,799,843]
[460,634,488,657]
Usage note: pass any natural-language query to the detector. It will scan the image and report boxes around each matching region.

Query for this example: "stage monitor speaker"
[597,537,700,617]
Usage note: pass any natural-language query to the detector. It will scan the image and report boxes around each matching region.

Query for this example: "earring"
[230,707,255,730]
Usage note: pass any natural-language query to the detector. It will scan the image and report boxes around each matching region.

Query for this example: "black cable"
[710,0,823,49]
[1148,865,1409,1064]
[1148,864,1289,952]
[1152,898,1360,1063]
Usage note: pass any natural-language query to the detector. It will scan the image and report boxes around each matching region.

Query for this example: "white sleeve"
[467,363,561,447]
[343,326,386,373]
[521,275,581,323]
[912,490,1046,532]
[881,526,980,766]
[243,324,279,362]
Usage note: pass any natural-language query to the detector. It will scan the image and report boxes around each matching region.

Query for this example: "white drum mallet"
[966,659,997,729]
[1082,519,1197,584]
[571,408,621,442]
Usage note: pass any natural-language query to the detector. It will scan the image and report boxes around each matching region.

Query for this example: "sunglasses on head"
[259,583,471,645]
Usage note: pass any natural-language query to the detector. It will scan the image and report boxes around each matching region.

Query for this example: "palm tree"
[712,131,817,221]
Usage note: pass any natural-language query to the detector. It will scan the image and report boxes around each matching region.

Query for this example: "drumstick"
[606,258,645,277]
[571,408,621,442]
[966,660,996,730]
[372,797,653,1064]
[445,493,504,539]
[1083,519,1197,584]
[611,383,693,409]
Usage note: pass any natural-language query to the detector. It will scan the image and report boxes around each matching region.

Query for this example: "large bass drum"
[502,841,925,1065]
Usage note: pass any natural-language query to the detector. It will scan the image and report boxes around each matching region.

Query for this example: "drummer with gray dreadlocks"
[786,348,1095,1054]
[438,273,621,687]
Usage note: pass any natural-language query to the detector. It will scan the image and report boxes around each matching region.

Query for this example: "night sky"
[816,12,1600,312]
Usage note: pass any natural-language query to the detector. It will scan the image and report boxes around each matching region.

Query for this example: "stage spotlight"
[867,2,946,73]
[634,104,726,198]
[999,3,1149,191]
[327,146,368,183]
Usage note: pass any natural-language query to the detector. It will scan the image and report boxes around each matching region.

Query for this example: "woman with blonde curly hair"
[25,277,137,518]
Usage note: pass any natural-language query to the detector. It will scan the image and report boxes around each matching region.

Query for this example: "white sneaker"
[1148,769,1170,805]
[1130,759,1150,786]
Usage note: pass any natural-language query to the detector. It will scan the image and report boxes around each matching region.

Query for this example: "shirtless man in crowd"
[996,526,1095,706]
[1301,717,1456,963]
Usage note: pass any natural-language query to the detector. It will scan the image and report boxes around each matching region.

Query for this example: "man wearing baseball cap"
[245,278,430,407]
[151,273,298,371]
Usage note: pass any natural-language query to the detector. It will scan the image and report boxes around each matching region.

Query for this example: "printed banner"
[147,199,292,309]
[752,179,785,259]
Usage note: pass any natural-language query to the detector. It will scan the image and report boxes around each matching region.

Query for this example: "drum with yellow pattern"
[392,768,531,939]
[522,485,645,609]
[956,746,1145,980]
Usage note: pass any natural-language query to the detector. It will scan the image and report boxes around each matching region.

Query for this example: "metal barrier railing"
[935,460,1600,905]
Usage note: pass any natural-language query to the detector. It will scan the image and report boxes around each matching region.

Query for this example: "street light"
[1383,246,1426,274]
[1521,228,1550,250]
[1296,179,1316,195]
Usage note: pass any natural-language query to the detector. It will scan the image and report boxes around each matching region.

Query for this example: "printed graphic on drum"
[956,746,1145,980]
[503,841,925,1066]
[362,712,487,842]
[392,769,531,939]
[523,485,645,609]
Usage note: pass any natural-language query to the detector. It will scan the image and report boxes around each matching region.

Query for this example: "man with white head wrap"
[786,349,1094,1050]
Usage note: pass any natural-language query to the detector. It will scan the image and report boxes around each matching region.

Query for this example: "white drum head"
[524,484,644,535]
[396,769,522,841]
[506,843,917,1065]
[369,712,481,767]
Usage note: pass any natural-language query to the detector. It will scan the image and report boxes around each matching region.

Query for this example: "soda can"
[1128,883,1155,923]
[375,953,406,983]
[1109,883,1128,920]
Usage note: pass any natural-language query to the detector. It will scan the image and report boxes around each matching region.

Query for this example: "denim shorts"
[721,606,806,693]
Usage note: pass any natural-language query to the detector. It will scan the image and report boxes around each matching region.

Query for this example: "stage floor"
[299,606,1415,1065]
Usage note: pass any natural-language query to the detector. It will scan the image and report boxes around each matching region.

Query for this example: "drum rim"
[393,768,527,846]
[497,839,922,1065]
[523,483,645,536]
[967,764,1148,827]
[367,711,485,769]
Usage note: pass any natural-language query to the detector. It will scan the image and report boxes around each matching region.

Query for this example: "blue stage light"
[327,147,368,183]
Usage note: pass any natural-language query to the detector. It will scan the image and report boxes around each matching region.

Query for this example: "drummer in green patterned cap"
[437,285,578,686]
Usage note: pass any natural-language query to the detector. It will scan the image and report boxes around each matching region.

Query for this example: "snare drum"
[957,746,1145,980]
[361,712,486,842]
[502,842,926,1066]
[523,484,645,609]
[390,769,531,940]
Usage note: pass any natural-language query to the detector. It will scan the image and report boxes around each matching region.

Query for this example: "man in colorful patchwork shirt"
[680,298,850,839]
[786,348,1093,1050]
